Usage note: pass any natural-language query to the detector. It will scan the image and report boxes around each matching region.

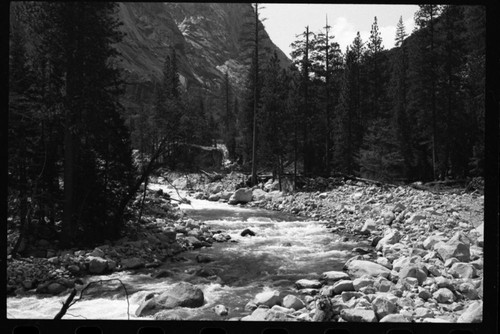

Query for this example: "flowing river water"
[7,184,366,320]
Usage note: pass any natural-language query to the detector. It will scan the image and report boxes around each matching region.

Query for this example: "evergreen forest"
[8,3,486,248]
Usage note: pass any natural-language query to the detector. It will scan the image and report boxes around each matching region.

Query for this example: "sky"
[260,4,420,58]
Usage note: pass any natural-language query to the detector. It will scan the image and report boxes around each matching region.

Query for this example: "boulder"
[195,254,213,263]
[240,228,256,237]
[321,271,350,283]
[213,304,229,316]
[241,307,269,321]
[361,218,377,233]
[295,279,322,289]
[341,291,363,302]
[375,229,402,251]
[253,290,282,307]
[414,307,434,319]
[281,295,305,310]
[371,295,397,319]
[435,276,454,290]
[457,282,479,300]
[121,257,145,270]
[434,233,471,262]
[47,282,66,295]
[418,288,432,301]
[345,260,391,278]
[352,276,375,291]
[423,235,447,250]
[333,280,355,294]
[340,309,377,322]
[220,191,233,200]
[376,257,392,269]
[184,236,204,248]
[398,264,427,285]
[433,288,455,304]
[449,262,477,279]
[379,314,411,322]
[381,211,396,224]
[208,193,221,201]
[406,212,426,224]
[88,256,108,274]
[457,301,482,323]
[135,282,204,317]
[264,179,280,191]
[228,188,253,204]
[212,233,230,242]
[474,223,484,247]
[252,188,267,201]
[154,310,183,320]
[89,248,105,258]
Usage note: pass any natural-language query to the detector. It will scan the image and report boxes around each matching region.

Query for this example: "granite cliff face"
[115,2,290,109]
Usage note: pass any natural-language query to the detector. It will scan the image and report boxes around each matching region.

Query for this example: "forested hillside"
[8,3,485,248]
[7,3,491,326]
[242,5,486,184]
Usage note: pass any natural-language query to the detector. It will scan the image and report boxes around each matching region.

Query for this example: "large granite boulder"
[345,260,391,278]
[135,282,204,317]
[434,232,471,262]
[340,309,377,322]
[87,256,108,274]
[375,229,402,251]
[228,188,253,205]
[457,301,482,323]
[253,290,282,307]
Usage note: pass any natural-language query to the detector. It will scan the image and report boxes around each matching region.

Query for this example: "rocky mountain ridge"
[115,2,291,110]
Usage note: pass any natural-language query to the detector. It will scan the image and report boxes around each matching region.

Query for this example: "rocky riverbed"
[166,172,484,322]
[6,185,232,298]
[7,172,484,322]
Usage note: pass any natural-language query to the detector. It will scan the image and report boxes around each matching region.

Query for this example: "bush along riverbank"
[176,172,484,322]
[6,185,232,297]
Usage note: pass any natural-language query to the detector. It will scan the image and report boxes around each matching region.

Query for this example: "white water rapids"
[7,184,365,320]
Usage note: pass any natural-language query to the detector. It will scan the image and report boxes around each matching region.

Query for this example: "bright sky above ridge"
[261,4,420,58]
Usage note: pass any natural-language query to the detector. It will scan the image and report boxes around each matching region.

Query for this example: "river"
[7,184,365,320]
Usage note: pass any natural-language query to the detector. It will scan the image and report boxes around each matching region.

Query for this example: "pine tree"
[259,51,289,179]
[365,16,385,120]
[412,4,443,180]
[390,16,414,180]
[334,39,364,175]
[310,16,343,175]
[237,3,268,183]
[290,26,315,176]
[462,6,485,176]
[14,2,136,245]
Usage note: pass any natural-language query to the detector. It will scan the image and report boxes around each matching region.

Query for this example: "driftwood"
[54,279,130,320]
[410,179,468,194]
[331,172,398,188]
[54,288,77,320]
[163,174,191,204]
[200,169,223,182]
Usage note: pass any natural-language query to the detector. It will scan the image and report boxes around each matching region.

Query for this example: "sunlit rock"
[457,301,482,322]
[135,282,204,317]
[228,188,253,205]
[345,260,391,279]
[340,308,377,322]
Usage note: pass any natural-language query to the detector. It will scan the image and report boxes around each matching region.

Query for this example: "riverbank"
[7,172,485,322]
[6,183,232,298]
[173,172,484,322]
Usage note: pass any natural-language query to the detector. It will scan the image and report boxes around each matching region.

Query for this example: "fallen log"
[330,172,398,188]
[200,169,223,182]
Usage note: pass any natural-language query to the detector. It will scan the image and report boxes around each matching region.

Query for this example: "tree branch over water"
[54,279,130,320]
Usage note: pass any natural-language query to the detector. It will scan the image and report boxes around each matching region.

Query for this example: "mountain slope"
[115,2,291,109]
